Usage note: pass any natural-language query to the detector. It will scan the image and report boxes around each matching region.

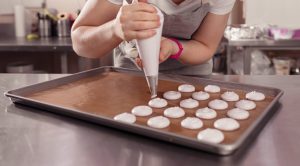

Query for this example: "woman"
[71,0,236,76]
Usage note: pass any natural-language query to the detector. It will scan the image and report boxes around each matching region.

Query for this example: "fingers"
[127,20,160,31]
[136,38,174,68]
[126,3,156,13]
[159,39,173,63]
[131,12,160,21]
[121,25,157,41]
[124,30,156,40]
[116,2,160,41]
[135,58,143,68]
[159,48,170,63]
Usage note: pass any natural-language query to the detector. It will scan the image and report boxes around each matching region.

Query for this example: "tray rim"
[4,66,284,155]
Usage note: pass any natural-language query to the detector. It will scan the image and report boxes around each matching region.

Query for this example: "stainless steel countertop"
[1,74,299,166]
[0,37,73,52]
[228,39,300,47]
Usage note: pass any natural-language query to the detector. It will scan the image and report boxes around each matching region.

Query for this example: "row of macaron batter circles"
[114,84,266,144]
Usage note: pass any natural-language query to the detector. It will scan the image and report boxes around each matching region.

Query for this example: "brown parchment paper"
[27,72,275,144]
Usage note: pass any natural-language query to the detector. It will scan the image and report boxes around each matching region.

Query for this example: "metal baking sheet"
[4,66,283,155]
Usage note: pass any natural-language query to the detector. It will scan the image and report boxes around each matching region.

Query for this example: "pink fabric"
[169,38,183,60]
[293,29,300,39]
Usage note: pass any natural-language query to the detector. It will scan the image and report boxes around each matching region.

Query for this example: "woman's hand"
[113,1,161,41]
[135,37,180,68]
[158,37,179,63]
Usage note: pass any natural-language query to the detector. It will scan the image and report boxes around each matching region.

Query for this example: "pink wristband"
[169,38,183,60]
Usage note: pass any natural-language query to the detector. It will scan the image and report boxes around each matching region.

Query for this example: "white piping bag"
[135,1,164,98]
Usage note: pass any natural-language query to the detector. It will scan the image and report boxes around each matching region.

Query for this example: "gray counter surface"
[0,74,299,166]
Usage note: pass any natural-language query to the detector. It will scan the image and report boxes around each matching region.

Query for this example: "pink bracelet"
[169,38,183,60]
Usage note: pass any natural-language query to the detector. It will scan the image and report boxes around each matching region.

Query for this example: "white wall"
[245,0,300,28]
[46,0,86,13]
[0,0,86,14]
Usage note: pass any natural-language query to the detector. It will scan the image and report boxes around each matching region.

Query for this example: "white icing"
[221,91,239,102]
[246,91,266,101]
[114,113,136,124]
[192,91,210,101]
[163,91,181,100]
[195,107,217,119]
[236,100,256,110]
[131,105,153,117]
[148,98,168,108]
[178,84,196,93]
[164,107,185,118]
[204,85,221,93]
[227,108,250,120]
[147,116,170,129]
[214,118,240,131]
[208,99,228,110]
[179,98,199,109]
[197,128,224,144]
[181,117,203,130]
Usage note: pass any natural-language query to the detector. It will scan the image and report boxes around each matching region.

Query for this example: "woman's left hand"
[135,37,179,68]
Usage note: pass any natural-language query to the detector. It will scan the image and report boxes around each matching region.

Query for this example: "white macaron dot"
[214,118,240,131]
[147,116,170,129]
[227,108,250,120]
[178,84,196,93]
[163,91,182,100]
[192,91,210,101]
[195,107,217,119]
[181,117,203,130]
[164,107,185,118]
[131,105,153,117]
[204,85,221,93]
[246,91,266,101]
[114,113,136,124]
[148,98,168,108]
[208,99,228,110]
[221,91,239,102]
[235,100,256,110]
[197,128,224,144]
[180,98,199,109]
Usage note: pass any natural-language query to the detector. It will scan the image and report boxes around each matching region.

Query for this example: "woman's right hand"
[113,0,161,41]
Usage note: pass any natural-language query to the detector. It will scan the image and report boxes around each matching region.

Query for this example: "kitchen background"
[0,0,299,75]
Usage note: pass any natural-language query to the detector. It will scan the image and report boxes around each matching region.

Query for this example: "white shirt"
[109,0,236,15]
[110,0,236,76]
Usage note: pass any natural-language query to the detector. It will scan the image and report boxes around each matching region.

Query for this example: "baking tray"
[4,66,283,155]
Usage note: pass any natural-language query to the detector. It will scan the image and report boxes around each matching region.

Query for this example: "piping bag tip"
[151,92,157,99]
[146,75,158,99]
